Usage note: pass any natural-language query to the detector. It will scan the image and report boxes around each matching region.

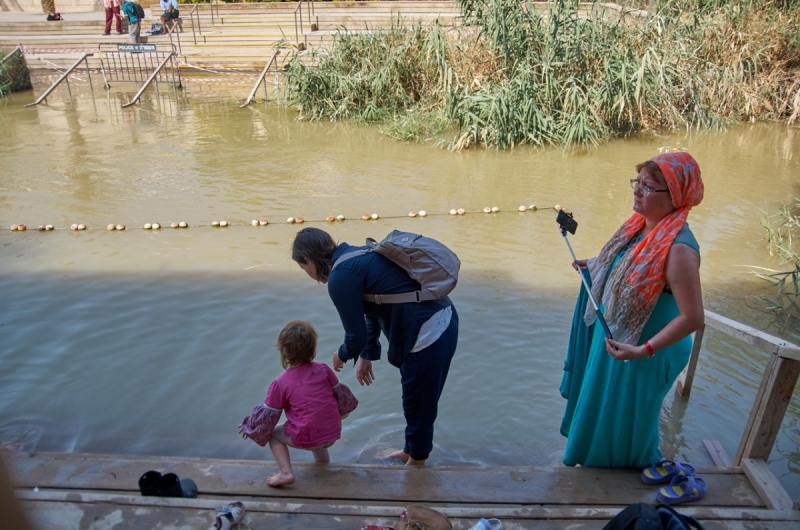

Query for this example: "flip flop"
[212,501,245,530]
[640,459,696,485]
[656,475,707,505]
[468,518,503,530]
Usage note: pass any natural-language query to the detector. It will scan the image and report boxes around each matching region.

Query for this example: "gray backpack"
[332,230,460,304]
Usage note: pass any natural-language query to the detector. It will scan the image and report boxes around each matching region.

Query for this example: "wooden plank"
[678,324,705,397]
[704,310,800,361]
[6,452,764,507]
[735,357,800,463]
[703,440,733,467]
[740,458,794,511]
[19,500,613,530]
[13,490,800,522]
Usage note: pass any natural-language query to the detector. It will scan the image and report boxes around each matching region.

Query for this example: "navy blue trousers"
[399,308,459,461]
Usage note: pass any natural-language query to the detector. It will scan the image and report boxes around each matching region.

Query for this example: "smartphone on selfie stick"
[556,210,615,342]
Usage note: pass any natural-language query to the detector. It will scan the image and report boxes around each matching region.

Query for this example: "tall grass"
[751,197,800,327]
[282,1,800,149]
[0,47,32,99]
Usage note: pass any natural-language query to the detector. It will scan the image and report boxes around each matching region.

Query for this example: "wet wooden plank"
[18,494,800,530]
[6,452,764,508]
[740,458,794,511]
[15,490,800,522]
[703,440,733,467]
[735,357,800,463]
[704,310,800,361]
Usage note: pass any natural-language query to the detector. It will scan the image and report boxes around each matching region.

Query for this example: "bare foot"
[267,472,295,487]
[387,450,410,463]
[405,457,426,466]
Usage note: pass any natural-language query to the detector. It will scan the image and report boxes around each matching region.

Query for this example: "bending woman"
[560,152,705,468]
[291,228,459,465]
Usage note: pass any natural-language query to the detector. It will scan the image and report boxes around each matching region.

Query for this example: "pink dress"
[241,362,358,448]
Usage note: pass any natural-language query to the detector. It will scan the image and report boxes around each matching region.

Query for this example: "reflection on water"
[0,81,798,498]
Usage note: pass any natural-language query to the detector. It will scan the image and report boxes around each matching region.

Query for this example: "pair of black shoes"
[138,470,198,498]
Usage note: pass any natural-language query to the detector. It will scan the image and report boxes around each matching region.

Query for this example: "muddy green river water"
[1,80,798,498]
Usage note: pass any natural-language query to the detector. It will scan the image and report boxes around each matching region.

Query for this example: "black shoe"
[156,473,198,498]
[138,470,161,496]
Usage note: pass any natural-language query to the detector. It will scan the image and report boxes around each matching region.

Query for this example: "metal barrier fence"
[97,43,181,88]
[96,43,182,107]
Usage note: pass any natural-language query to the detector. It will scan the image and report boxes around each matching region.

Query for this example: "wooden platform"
[6,452,800,529]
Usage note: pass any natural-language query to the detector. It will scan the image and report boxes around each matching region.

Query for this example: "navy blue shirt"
[328,242,454,368]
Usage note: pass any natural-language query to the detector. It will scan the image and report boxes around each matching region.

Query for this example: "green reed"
[282,1,800,149]
[0,47,32,99]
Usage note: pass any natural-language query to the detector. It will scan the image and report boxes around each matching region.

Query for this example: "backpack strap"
[602,502,660,530]
[330,248,431,304]
[656,503,705,530]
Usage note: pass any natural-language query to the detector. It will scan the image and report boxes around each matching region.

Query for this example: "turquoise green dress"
[560,224,699,468]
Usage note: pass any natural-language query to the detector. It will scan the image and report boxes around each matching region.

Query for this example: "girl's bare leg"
[311,447,330,463]
[268,438,295,487]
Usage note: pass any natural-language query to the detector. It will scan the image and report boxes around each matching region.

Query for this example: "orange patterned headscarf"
[584,152,704,345]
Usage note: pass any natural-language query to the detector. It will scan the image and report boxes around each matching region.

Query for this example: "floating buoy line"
[4,204,563,232]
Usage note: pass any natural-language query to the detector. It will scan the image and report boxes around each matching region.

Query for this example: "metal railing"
[0,45,23,67]
[240,49,282,108]
[189,3,202,45]
[181,2,317,49]
[96,43,180,86]
[122,51,179,108]
[167,21,183,55]
[24,53,94,107]
[210,0,220,26]
[92,43,182,107]
[293,0,318,49]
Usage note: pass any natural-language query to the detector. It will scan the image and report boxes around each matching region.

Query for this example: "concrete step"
[148,1,459,13]
[23,49,296,71]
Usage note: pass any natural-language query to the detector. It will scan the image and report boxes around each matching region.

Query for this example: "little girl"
[239,320,358,487]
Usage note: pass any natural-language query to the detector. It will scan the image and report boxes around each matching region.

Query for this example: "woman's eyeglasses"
[630,179,669,197]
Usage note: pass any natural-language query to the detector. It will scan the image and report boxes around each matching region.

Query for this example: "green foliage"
[0,48,32,99]
[283,21,449,135]
[753,198,800,322]
[282,0,800,149]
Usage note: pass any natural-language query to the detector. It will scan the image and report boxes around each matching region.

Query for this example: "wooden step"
[8,452,800,530]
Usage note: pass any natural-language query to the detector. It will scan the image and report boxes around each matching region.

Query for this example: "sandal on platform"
[468,518,503,530]
[641,459,696,485]
[656,475,707,505]
[469,519,503,530]
[212,502,245,530]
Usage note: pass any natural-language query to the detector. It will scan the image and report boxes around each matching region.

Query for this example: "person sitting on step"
[159,0,180,34]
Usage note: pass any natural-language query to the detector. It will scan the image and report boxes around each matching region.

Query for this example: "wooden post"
[734,355,800,465]
[676,324,704,398]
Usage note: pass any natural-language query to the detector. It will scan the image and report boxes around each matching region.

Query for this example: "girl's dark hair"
[277,320,317,369]
[291,227,336,281]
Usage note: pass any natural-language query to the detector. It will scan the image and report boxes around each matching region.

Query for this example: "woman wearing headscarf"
[560,151,705,468]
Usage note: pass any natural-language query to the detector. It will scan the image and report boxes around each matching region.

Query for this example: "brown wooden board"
[7,452,765,508]
[19,497,800,530]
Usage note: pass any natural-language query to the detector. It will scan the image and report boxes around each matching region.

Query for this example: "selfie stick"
[557,212,615,342]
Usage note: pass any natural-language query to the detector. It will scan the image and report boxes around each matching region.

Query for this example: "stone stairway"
[0,1,461,71]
